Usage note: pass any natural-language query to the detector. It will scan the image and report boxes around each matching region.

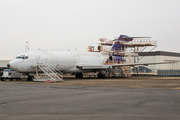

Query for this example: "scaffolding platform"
[87,35,158,78]
[115,39,157,47]
[98,38,113,46]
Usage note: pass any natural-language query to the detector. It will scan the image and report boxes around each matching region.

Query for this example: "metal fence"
[157,70,180,76]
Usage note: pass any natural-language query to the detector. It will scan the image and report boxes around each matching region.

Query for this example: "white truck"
[1,70,22,81]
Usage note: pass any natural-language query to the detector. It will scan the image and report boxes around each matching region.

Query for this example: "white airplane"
[7,35,171,81]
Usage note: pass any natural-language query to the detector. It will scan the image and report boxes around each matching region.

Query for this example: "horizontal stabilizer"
[122,37,151,38]
[113,37,151,41]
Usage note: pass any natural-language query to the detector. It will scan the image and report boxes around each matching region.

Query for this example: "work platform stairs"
[121,66,131,77]
[103,57,132,78]
[34,63,63,83]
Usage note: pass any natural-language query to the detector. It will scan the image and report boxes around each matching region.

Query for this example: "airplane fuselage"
[9,51,108,73]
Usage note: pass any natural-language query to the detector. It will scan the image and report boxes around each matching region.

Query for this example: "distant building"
[139,51,180,72]
[0,60,10,71]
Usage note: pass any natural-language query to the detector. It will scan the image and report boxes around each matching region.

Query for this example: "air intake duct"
[108,56,125,63]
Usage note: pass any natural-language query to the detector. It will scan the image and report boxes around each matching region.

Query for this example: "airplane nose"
[8,61,17,71]
[7,63,10,68]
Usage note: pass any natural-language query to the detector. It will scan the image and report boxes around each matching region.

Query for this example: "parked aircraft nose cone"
[7,63,10,68]
[8,61,17,71]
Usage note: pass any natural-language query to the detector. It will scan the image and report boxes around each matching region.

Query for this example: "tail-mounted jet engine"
[108,56,125,64]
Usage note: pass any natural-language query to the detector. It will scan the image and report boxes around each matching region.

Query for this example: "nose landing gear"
[27,75,34,81]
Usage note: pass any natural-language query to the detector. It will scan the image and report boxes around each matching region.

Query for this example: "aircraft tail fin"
[111,35,133,51]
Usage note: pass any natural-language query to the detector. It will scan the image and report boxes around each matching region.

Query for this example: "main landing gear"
[75,73,83,78]
[97,73,106,78]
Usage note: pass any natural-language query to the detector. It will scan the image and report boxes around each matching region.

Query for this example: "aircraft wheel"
[97,73,100,78]
[98,73,102,78]
[80,73,83,78]
[98,73,104,78]
[75,73,79,78]
[27,75,33,81]
[1,77,4,81]
[75,73,83,78]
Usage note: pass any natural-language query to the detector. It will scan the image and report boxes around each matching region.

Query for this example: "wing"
[77,64,112,69]
[111,61,173,67]
[77,61,173,70]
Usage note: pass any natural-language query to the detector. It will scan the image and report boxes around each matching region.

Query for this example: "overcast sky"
[0,0,180,60]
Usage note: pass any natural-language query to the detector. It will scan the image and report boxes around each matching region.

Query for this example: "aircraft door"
[32,52,41,67]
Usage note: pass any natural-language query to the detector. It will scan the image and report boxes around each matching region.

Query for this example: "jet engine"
[108,56,124,63]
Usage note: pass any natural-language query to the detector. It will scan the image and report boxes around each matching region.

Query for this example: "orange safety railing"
[99,38,113,45]
[131,39,157,45]
[122,66,131,77]
[114,39,157,46]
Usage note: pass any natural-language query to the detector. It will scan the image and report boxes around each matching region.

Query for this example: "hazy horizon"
[1,0,180,60]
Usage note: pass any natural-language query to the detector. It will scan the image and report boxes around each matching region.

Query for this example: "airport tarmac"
[1,76,180,89]
[1,76,180,120]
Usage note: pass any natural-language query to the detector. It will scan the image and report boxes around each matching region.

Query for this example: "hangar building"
[139,51,180,73]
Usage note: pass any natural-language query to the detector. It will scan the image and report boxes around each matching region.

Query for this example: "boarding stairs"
[34,63,63,83]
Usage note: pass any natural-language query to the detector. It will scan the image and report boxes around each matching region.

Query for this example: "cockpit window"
[16,56,21,59]
[16,55,28,59]
[24,56,28,59]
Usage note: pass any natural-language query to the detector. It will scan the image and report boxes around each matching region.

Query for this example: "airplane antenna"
[25,46,27,52]
[26,41,29,51]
